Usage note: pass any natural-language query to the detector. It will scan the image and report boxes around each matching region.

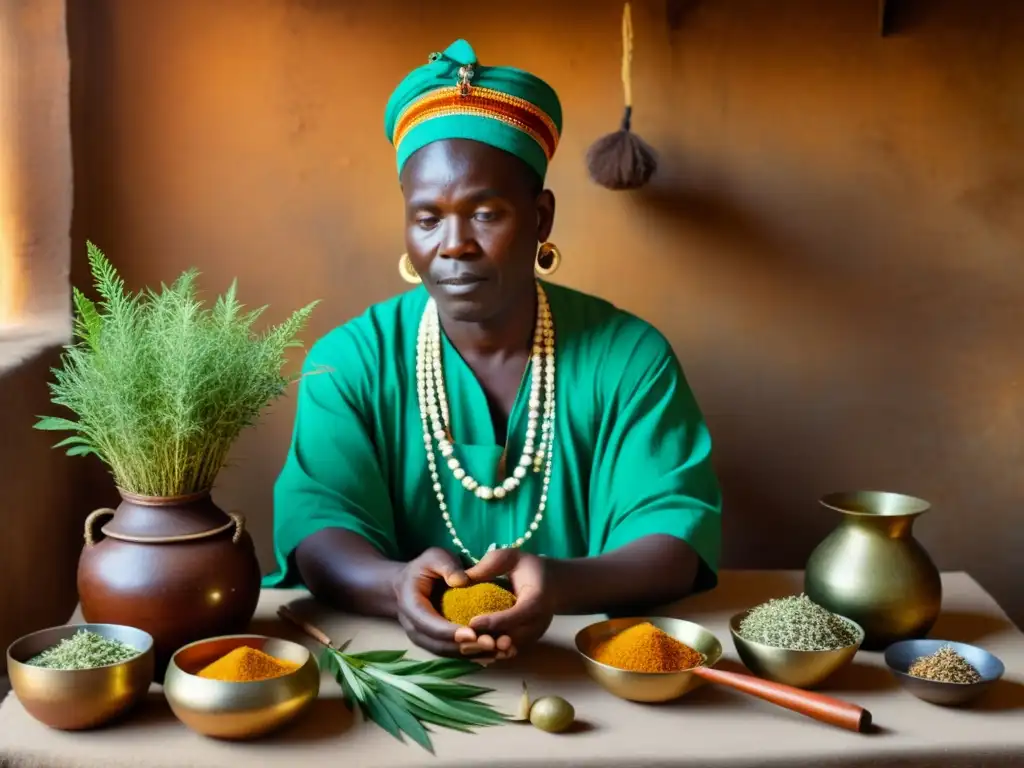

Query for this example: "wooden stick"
[692,666,873,733]
[277,605,333,648]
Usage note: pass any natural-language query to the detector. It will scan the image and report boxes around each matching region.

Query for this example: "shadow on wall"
[633,141,1024,611]
[0,350,111,673]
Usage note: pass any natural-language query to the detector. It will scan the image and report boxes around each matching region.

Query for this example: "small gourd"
[529,695,575,733]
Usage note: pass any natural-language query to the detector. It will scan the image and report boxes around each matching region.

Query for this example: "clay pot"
[77,489,262,680]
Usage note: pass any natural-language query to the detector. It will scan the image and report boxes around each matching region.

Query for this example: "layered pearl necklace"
[416,282,556,564]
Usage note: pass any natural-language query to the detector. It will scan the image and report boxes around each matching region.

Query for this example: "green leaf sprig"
[278,606,507,754]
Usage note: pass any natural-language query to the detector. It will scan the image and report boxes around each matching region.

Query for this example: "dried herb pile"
[26,630,140,670]
[738,594,859,651]
[908,646,982,684]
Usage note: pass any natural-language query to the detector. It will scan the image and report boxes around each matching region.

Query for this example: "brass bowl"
[574,617,722,703]
[884,638,1005,707]
[728,610,864,689]
[163,634,320,740]
[6,623,155,730]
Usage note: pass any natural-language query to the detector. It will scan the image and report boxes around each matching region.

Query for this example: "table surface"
[2,570,1023,768]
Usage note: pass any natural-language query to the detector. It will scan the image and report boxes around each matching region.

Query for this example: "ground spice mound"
[197,646,301,682]
[441,583,517,626]
[908,645,983,684]
[592,622,705,673]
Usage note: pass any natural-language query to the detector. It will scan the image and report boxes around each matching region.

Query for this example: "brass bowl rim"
[728,609,865,654]
[819,489,931,517]
[6,622,154,672]
[167,633,314,684]
[883,638,1005,687]
[573,616,722,676]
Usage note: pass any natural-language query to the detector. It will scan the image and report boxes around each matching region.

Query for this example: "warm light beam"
[0,4,25,325]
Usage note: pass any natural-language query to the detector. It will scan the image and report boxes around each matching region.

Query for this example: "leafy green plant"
[34,240,320,497]
[320,642,507,754]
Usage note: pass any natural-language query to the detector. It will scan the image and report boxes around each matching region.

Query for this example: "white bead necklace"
[426,285,553,500]
[415,282,556,564]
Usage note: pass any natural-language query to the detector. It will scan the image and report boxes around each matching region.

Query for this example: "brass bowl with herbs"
[729,612,864,689]
[163,634,320,740]
[6,623,155,730]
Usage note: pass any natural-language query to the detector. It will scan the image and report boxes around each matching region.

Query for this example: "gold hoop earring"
[398,253,422,284]
[535,242,561,276]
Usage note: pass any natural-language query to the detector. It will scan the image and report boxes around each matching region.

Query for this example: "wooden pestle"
[690,666,872,733]
[277,605,334,647]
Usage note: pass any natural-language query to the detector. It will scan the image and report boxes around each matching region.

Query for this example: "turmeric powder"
[441,583,516,626]
[592,622,705,673]
[197,646,301,682]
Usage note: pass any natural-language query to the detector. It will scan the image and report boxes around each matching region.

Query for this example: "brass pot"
[803,490,942,650]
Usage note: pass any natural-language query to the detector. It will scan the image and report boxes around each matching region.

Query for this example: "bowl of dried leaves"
[884,639,1004,706]
[6,623,154,730]
[729,594,864,689]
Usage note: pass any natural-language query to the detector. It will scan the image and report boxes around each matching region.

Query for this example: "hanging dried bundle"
[586,2,658,190]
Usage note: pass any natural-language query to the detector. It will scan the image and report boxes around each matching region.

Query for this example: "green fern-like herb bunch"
[34,241,320,497]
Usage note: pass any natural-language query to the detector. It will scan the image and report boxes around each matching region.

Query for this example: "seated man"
[263,39,722,662]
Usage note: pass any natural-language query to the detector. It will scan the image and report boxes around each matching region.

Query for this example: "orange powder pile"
[592,622,705,673]
[197,646,301,682]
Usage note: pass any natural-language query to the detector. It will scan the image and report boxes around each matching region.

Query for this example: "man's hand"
[393,547,486,658]
[461,549,555,656]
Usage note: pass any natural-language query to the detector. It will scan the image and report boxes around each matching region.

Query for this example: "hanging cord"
[585,0,657,190]
[620,2,634,130]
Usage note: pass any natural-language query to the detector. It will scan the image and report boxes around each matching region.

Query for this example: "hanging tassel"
[586,2,658,190]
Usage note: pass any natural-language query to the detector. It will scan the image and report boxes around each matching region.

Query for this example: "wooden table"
[2,571,1023,767]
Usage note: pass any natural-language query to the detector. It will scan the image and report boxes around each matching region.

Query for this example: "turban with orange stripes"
[385,39,563,182]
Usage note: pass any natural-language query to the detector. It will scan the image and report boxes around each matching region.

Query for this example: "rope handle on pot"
[84,508,117,546]
[228,511,246,544]
[82,508,246,545]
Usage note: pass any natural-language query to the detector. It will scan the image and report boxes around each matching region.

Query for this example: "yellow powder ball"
[196,646,301,682]
[441,582,517,626]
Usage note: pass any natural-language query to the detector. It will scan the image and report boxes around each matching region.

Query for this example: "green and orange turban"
[384,39,563,182]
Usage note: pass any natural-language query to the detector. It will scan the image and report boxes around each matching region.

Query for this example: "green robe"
[263,281,722,592]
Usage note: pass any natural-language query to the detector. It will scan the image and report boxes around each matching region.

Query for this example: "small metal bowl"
[574,616,722,703]
[163,634,320,740]
[729,610,864,689]
[6,623,155,730]
[884,638,1004,707]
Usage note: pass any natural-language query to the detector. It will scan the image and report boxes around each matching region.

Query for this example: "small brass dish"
[574,616,722,703]
[729,610,864,689]
[6,623,155,730]
[884,638,1004,707]
[163,634,320,740]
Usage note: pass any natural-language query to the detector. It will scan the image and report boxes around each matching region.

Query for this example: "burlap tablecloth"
[1,570,1022,767]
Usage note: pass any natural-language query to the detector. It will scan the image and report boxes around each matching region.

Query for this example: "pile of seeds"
[737,593,860,651]
[26,629,141,670]
[908,645,982,684]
